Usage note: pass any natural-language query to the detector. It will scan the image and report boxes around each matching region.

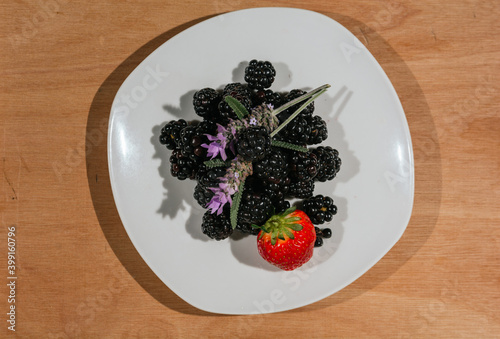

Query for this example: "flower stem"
[272,84,330,117]
[270,88,329,138]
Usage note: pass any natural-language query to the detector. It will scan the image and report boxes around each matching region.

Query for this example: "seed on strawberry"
[254,207,316,271]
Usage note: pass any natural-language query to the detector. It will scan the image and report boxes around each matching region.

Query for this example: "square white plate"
[108,7,414,314]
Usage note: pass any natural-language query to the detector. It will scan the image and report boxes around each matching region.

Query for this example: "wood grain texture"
[1,0,499,337]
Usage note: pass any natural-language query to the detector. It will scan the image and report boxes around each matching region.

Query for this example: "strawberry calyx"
[252,206,302,245]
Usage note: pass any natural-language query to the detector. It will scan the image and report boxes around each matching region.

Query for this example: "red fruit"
[254,207,316,271]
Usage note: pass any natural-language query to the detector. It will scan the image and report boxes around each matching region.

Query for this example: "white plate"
[108,7,414,314]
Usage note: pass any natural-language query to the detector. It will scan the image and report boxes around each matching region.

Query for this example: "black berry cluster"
[201,210,233,240]
[159,119,187,150]
[158,59,341,243]
[193,88,220,120]
[313,146,341,182]
[302,195,337,224]
[244,59,276,90]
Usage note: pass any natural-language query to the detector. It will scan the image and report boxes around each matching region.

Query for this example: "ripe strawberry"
[254,207,316,271]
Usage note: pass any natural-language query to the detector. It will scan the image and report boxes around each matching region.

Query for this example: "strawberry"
[253,207,316,271]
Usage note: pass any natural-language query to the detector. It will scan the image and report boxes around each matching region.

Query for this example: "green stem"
[270,88,328,138]
[230,179,245,229]
[271,140,308,152]
[272,84,330,116]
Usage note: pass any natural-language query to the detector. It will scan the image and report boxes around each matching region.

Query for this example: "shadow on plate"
[150,123,211,242]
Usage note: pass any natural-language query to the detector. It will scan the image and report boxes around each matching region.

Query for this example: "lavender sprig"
[206,156,253,216]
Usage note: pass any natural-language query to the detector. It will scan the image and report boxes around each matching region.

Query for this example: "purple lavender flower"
[207,182,236,215]
[201,124,231,160]
[249,117,258,126]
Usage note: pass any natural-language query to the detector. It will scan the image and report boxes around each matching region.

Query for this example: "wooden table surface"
[2,0,499,337]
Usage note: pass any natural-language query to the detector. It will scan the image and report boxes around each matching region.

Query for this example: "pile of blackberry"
[159,59,341,244]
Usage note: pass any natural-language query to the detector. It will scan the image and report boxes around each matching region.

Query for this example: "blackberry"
[287,179,315,199]
[253,89,283,108]
[169,149,198,180]
[274,115,327,146]
[159,119,187,150]
[193,88,221,120]
[194,165,228,208]
[262,181,284,202]
[193,183,213,208]
[236,126,271,162]
[196,118,218,135]
[302,195,337,225]
[307,115,328,145]
[218,83,252,120]
[222,82,249,96]
[253,148,288,183]
[196,165,227,188]
[175,125,196,149]
[282,89,315,118]
[262,179,290,202]
[314,227,332,247]
[238,189,273,226]
[289,151,319,182]
[244,60,276,90]
[273,116,310,145]
[313,146,341,182]
[257,173,291,202]
[177,124,208,163]
[274,199,291,213]
[201,210,233,240]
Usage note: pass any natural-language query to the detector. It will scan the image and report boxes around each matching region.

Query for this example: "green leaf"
[271,229,278,245]
[287,223,303,232]
[271,140,308,153]
[283,228,295,239]
[225,96,249,120]
[230,180,245,229]
[204,159,230,168]
[281,206,297,216]
[278,231,286,241]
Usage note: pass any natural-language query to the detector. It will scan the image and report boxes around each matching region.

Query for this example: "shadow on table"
[86,12,442,316]
[85,15,220,316]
